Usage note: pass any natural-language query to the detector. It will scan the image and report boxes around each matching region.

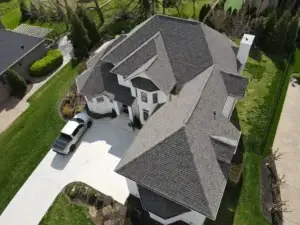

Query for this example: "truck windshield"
[71,118,85,124]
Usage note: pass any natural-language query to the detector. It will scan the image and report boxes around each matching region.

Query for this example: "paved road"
[273,82,300,225]
[0,115,136,225]
[0,36,72,133]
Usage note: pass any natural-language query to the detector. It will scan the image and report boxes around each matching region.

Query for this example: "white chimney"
[237,34,255,69]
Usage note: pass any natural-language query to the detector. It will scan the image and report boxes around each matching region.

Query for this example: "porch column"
[113,101,120,115]
[128,106,133,122]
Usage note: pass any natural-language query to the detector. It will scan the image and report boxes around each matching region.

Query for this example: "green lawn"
[290,48,300,74]
[39,194,94,225]
[233,52,290,225]
[0,62,79,214]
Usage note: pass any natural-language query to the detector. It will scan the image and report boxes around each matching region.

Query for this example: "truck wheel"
[87,120,92,128]
[70,145,76,152]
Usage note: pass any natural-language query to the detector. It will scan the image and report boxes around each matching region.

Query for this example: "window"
[153,93,158,104]
[96,96,104,103]
[141,91,148,103]
[143,109,149,121]
[72,124,84,136]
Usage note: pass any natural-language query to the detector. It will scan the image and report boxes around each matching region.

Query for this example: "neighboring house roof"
[13,24,52,38]
[131,77,159,92]
[138,185,190,219]
[115,66,248,220]
[0,29,44,76]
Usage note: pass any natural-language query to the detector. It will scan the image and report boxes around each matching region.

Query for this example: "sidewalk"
[272,81,300,225]
[0,36,72,133]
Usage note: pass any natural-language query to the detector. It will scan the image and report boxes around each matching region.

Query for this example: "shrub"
[111,109,117,118]
[29,50,63,77]
[133,116,142,129]
[5,69,27,98]
[62,104,74,118]
[293,73,300,82]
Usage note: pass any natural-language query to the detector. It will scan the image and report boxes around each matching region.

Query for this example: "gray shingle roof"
[221,71,248,98]
[131,77,159,92]
[13,24,52,38]
[115,66,244,219]
[110,38,157,77]
[138,185,190,219]
[0,29,44,76]
[79,61,134,106]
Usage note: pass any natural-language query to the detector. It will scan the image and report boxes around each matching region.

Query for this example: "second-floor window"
[141,91,148,103]
[153,93,158,104]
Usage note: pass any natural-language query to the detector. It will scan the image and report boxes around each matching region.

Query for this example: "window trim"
[153,93,158,104]
[141,91,148,103]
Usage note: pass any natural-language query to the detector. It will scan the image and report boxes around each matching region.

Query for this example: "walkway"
[0,36,72,133]
[273,81,300,225]
[0,115,136,225]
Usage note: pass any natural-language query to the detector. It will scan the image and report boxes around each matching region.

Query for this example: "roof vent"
[213,110,216,119]
[20,45,24,49]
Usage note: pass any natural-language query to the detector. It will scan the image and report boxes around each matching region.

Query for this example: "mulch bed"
[260,157,283,225]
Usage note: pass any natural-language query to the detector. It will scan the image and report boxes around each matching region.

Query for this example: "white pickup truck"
[52,112,92,154]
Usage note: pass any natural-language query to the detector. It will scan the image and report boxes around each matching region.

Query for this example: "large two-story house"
[77,15,254,225]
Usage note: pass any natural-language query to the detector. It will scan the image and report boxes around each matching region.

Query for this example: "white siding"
[126,179,139,197]
[86,95,116,114]
[137,89,168,124]
[149,211,206,225]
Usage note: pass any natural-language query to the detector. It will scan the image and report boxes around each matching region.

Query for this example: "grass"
[232,52,291,225]
[39,194,94,225]
[290,48,300,74]
[0,62,79,214]
[224,0,243,11]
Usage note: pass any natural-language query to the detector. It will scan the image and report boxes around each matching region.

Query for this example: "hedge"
[29,50,63,77]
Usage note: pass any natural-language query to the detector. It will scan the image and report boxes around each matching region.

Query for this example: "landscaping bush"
[293,73,300,82]
[5,69,27,98]
[29,50,63,77]
[62,104,74,118]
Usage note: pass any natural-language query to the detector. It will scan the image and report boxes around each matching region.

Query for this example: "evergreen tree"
[30,2,39,20]
[272,11,290,54]
[69,10,90,59]
[263,11,277,51]
[19,0,30,21]
[253,17,265,47]
[5,69,27,98]
[56,5,64,21]
[38,3,47,21]
[76,5,100,47]
[199,4,211,22]
[48,7,57,22]
[286,16,299,54]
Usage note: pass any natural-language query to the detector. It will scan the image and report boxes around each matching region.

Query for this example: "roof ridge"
[183,66,214,125]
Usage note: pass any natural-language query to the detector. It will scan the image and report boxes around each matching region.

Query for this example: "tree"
[39,3,47,21]
[263,11,277,51]
[5,69,27,98]
[199,4,211,22]
[285,16,299,54]
[30,2,39,20]
[69,10,90,59]
[48,7,57,21]
[253,17,265,46]
[76,5,100,47]
[272,11,290,53]
[19,0,30,21]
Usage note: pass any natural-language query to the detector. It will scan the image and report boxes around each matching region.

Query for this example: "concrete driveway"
[273,82,300,225]
[0,115,136,225]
